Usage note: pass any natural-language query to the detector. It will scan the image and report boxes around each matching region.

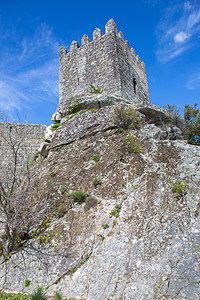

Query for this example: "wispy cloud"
[186,72,200,90]
[0,23,59,119]
[156,1,200,62]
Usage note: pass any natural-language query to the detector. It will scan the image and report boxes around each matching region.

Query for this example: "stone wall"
[0,122,46,187]
[58,19,150,113]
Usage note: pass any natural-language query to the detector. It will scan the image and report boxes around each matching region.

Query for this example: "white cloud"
[155,1,200,62]
[174,31,190,42]
[186,72,200,89]
[184,1,192,10]
[0,23,59,117]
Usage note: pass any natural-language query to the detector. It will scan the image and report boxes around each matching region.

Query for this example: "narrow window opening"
[133,78,137,94]
[77,78,79,86]
[9,126,12,133]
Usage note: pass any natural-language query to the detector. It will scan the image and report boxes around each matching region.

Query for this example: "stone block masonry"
[0,122,46,188]
[58,19,150,113]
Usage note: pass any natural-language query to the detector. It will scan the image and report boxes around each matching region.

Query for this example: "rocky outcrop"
[0,98,199,300]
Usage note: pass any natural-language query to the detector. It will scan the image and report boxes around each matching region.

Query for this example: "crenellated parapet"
[58,19,150,111]
[59,19,146,75]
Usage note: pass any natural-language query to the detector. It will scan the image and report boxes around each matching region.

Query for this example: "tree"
[0,117,36,260]
[184,103,200,144]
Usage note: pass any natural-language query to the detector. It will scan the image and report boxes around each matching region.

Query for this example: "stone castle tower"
[58,19,150,112]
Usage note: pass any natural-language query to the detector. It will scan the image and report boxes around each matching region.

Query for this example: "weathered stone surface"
[38,142,49,157]
[138,104,185,128]
[0,117,199,299]
[44,125,53,142]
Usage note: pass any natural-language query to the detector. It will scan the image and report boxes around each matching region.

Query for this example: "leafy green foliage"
[71,191,87,203]
[184,103,200,144]
[125,134,142,153]
[91,154,101,162]
[0,293,29,300]
[90,84,103,94]
[50,122,61,132]
[69,99,82,114]
[92,177,102,187]
[30,287,45,300]
[24,279,31,287]
[172,180,187,196]
[53,292,62,300]
[84,196,98,212]
[112,104,142,130]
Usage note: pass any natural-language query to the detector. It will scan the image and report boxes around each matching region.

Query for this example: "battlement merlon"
[59,19,146,74]
[58,19,150,109]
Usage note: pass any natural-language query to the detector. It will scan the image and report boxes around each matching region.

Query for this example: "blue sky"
[0,0,200,125]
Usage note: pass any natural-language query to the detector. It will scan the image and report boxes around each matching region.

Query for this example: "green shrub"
[71,191,87,203]
[184,103,200,144]
[172,180,187,196]
[24,279,31,287]
[102,223,109,230]
[90,84,103,94]
[125,134,142,153]
[53,292,62,300]
[92,177,102,187]
[84,196,98,212]
[91,154,100,162]
[30,287,45,300]
[56,204,67,218]
[60,186,67,195]
[0,293,29,300]
[112,104,142,130]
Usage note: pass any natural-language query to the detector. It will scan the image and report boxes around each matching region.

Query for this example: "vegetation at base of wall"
[172,180,187,196]
[90,84,103,94]
[71,191,87,203]
[30,287,45,300]
[84,196,98,212]
[112,104,142,130]
[69,99,82,114]
[92,177,102,187]
[91,154,101,162]
[0,293,29,300]
[50,122,61,132]
[125,134,142,153]
[56,203,67,218]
